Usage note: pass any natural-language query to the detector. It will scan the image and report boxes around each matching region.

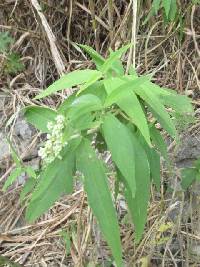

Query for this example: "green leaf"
[71,113,96,131]
[108,49,125,76]
[104,76,150,106]
[35,70,102,99]
[68,94,102,121]
[162,0,171,17]
[100,44,131,74]
[149,149,161,190]
[58,94,76,114]
[102,114,136,197]
[133,86,176,138]
[160,94,193,114]
[80,81,107,104]
[6,138,21,167]
[79,45,124,76]
[76,138,123,267]
[119,91,151,145]
[194,159,200,170]
[25,166,37,179]
[150,124,169,163]
[168,0,177,21]
[146,81,193,114]
[135,132,161,190]
[104,78,151,145]
[104,77,126,95]
[61,230,71,256]
[20,177,37,202]
[4,53,24,74]
[0,32,13,52]
[181,168,197,190]
[24,106,57,133]
[26,139,81,222]
[78,44,105,70]
[123,132,150,242]
[152,0,161,14]
[78,71,102,94]
[140,81,193,113]
[3,167,23,191]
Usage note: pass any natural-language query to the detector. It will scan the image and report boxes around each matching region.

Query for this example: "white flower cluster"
[38,115,68,165]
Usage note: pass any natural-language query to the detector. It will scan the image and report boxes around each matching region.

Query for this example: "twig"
[30,0,65,76]
[126,0,137,73]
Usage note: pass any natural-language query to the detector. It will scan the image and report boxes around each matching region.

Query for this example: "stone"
[175,133,200,168]
[0,132,10,162]
[14,117,35,140]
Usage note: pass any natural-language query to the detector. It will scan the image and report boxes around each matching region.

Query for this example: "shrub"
[4,44,193,266]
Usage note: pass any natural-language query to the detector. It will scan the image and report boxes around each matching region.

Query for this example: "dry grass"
[0,0,200,266]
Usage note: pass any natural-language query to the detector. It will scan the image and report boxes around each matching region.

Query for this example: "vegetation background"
[0,0,199,266]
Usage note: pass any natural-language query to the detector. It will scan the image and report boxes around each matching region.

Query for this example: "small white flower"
[47,121,53,131]
[38,114,68,165]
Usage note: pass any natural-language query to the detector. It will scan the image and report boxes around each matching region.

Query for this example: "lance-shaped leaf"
[105,85,151,146]
[80,81,107,104]
[104,77,151,145]
[150,124,169,163]
[35,70,102,99]
[76,138,123,267]
[123,132,150,242]
[20,177,37,202]
[104,77,126,95]
[100,44,131,74]
[133,86,176,138]
[162,0,171,17]
[137,132,161,191]
[102,114,136,197]
[117,91,151,145]
[159,94,193,114]
[143,81,193,114]
[24,106,57,133]
[108,49,124,76]
[79,44,105,69]
[68,94,102,121]
[104,76,149,106]
[79,45,124,75]
[58,94,76,114]
[3,167,23,191]
[168,0,177,21]
[26,139,81,222]
[148,149,161,190]
[78,71,102,94]
[153,0,161,14]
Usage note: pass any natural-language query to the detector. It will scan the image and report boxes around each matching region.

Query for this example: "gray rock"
[0,116,37,165]
[175,133,200,168]
[14,117,35,140]
[0,132,10,161]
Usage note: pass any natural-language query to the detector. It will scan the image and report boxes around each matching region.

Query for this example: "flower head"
[38,114,67,165]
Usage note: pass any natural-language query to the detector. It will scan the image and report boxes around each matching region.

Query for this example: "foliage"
[4,52,25,74]
[0,31,24,74]
[146,0,178,23]
[181,159,200,190]
[4,44,193,266]
[0,32,13,52]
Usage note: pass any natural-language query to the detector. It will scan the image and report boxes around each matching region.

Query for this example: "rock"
[0,115,37,166]
[14,116,35,140]
[0,132,10,161]
[175,133,200,168]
